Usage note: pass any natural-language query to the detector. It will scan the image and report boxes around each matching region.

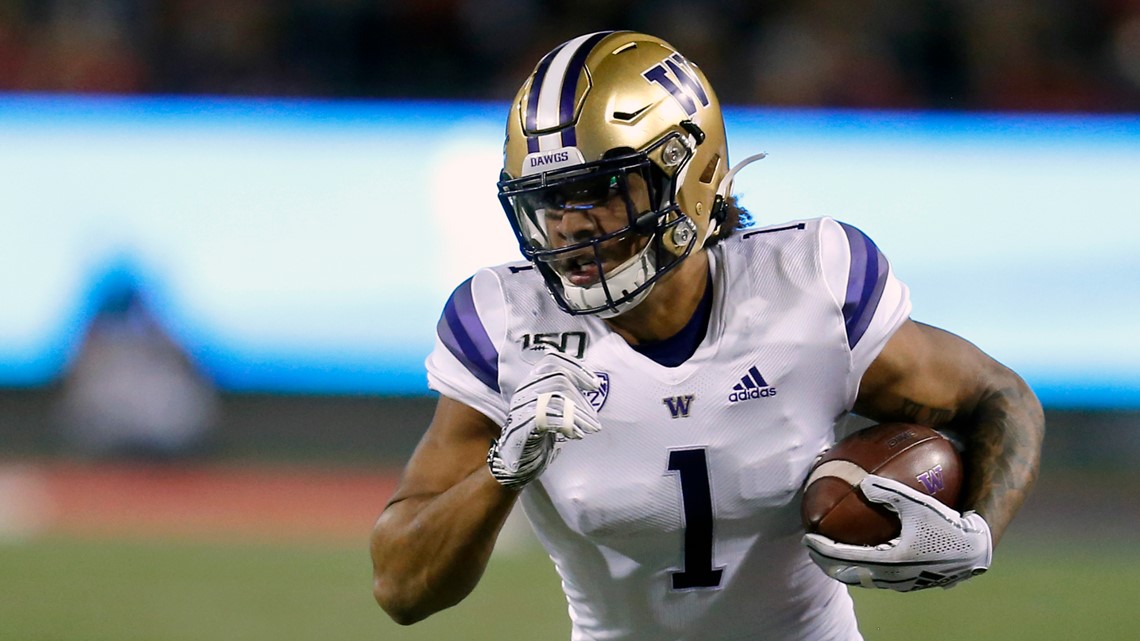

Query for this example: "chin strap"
[704,152,768,244]
[558,244,656,318]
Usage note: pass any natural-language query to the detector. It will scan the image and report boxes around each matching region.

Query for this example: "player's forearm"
[960,370,1044,546]
[370,468,517,625]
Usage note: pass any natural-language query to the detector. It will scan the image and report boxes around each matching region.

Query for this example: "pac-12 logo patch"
[584,372,610,412]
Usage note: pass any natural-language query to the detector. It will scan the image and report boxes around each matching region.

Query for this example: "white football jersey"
[426,217,911,641]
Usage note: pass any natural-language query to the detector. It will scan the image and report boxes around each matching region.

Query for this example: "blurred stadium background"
[1,1,1139,640]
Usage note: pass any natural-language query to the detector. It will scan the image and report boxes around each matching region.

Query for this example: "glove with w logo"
[804,474,992,591]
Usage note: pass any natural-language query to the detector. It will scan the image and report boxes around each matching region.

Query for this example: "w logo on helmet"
[642,54,710,116]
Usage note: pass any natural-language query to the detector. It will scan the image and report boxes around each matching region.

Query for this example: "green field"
[1,535,1134,641]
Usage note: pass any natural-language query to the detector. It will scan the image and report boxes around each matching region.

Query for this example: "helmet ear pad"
[642,134,710,259]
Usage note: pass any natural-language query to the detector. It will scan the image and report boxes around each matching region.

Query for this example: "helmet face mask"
[500,134,699,317]
[498,31,728,317]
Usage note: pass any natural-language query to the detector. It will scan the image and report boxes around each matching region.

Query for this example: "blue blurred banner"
[1,94,1137,406]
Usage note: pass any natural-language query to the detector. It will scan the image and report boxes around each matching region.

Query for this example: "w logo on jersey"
[728,366,777,403]
[642,53,710,116]
[584,372,610,412]
[663,394,695,419]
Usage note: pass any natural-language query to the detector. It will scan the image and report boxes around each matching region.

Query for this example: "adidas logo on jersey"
[728,366,777,403]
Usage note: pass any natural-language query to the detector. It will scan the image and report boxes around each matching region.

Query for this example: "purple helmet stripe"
[554,32,611,149]
[557,31,611,127]
[522,31,613,153]
[526,44,563,136]
[437,277,500,392]
[840,223,890,349]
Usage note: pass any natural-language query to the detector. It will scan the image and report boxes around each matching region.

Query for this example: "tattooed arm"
[853,320,1045,545]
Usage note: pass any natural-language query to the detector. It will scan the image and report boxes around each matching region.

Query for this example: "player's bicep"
[854,319,999,428]
[385,395,500,508]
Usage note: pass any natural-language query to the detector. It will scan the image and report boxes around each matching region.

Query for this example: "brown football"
[801,422,963,546]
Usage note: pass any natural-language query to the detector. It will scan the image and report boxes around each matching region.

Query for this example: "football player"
[370,31,1044,641]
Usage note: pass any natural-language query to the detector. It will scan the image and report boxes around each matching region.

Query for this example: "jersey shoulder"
[718,215,910,354]
[432,260,547,376]
[426,259,576,423]
[717,216,832,286]
[720,216,843,256]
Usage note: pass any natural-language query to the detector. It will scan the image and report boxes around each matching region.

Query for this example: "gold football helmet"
[498,31,730,317]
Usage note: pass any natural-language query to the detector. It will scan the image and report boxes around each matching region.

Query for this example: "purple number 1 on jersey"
[667,448,724,589]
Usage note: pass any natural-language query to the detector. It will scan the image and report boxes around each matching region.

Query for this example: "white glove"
[487,353,602,490]
[803,474,992,591]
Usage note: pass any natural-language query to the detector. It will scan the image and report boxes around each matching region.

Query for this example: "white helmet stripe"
[537,132,563,152]
[536,35,586,130]
[524,32,614,154]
